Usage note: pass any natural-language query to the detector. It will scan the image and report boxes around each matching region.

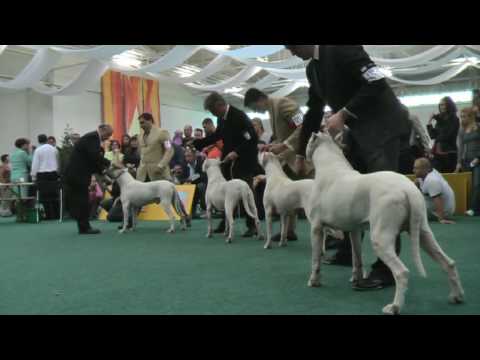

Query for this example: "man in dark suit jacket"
[285,45,411,290]
[193,92,259,236]
[65,124,113,234]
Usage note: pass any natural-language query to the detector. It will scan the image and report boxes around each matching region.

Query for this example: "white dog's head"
[202,158,221,173]
[306,131,337,162]
[105,164,127,182]
[258,151,279,169]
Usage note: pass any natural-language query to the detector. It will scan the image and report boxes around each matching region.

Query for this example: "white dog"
[203,158,263,243]
[305,131,464,315]
[106,167,189,234]
[258,152,344,250]
[258,152,314,249]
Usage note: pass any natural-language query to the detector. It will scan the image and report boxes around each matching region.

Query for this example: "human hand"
[224,151,239,162]
[326,111,347,133]
[269,143,288,155]
[471,158,479,167]
[258,144,268,152]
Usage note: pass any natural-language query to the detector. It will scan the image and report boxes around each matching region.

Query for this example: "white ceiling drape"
[1,45,480,97]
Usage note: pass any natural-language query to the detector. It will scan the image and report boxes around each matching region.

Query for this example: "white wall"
[52,91,102,140]
[158,80,211,135]
[0,91,29,155]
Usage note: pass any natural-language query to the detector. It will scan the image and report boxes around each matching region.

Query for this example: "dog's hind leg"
[161,199,176,233]
[371,228,409,315]
[420,226,465,304]
[224,198,235,244]
[308,224,324,288]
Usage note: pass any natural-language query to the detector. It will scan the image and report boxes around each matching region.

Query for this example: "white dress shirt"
[31,144,59,179]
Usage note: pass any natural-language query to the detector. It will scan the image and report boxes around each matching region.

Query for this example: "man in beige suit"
[245,88,313,242]
[137,113,174,182]
[244,88,313,178]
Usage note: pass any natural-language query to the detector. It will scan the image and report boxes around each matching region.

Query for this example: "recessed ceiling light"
[205,45,231,52]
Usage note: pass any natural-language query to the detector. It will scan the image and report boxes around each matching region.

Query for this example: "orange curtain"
[101,70,161,141]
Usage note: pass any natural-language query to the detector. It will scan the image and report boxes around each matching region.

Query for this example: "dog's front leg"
[350,230,364,282]
[308,224,324,287]
[206,201,213,238]
[119,201,130,234]
[131,206,139,232]
[279,213,289,248]
[264,205,274,250]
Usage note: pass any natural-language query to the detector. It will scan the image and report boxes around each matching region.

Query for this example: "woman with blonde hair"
[251,118,270,145]
[456,107,480,216]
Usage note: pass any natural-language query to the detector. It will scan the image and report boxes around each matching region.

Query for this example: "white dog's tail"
[172,188,188,220]
[406,189,427,278]
[240,185,259,220]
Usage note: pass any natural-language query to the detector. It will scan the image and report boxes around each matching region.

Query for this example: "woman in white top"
[104,140,124,168]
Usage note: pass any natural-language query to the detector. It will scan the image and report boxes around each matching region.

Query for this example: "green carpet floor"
[0,216,478,315]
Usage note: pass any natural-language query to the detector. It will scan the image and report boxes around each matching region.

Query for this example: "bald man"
[413,158,456,224]
[65,124,113,234]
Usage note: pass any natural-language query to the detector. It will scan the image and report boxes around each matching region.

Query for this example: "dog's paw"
[226,238,232,244]
[448,292,465,304]
[118,229,126,234]
[166,229,175,234]
[308,278,321,288]
[382,304,401,315]
[264,243,272,250]
[206,233,213,238]
[278,242,288,248]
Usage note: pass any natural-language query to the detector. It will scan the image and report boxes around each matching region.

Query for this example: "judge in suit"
[244,88,314,242]
[285,45,411,291]
[137,113,174,182]
[65,124,112,234]
[193,92,259,237]
[244,88,315,176]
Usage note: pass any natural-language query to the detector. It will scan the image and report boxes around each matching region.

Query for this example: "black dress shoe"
[352,278,384,291]
[322,254,352,267]
[325,236,342,250]
[79,228,101,235]
[213,220,226,233]
[242,228,257,238]
[271,233,298,242]
[367,268,396,288]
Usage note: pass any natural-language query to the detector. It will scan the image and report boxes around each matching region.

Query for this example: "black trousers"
[36,172,60,220]
[432,153,457,173]
[65,181,91,232]
[336,137,402,273]
[192,182,207,214]
[221,161,256,229]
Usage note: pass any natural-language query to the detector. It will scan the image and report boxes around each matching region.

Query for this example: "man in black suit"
[285,45,411,290]
[193,92,259,236]
[65,124,113,234]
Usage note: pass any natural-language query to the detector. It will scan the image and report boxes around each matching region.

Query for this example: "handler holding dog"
[285,45,411,290]
[193,92,259,238]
